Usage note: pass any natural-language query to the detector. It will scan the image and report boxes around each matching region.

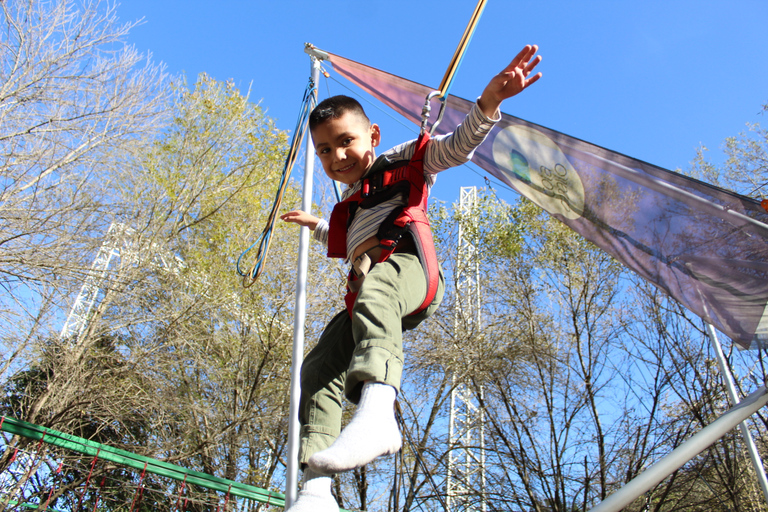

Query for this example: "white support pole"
[705,322,768,506]
[587,386,768,512]
[285,55,320,509]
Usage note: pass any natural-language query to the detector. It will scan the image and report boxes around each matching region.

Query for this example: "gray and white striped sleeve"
[423,100,499,175]
[313,218,329,247]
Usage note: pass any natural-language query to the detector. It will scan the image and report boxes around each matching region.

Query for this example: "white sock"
[308,382,401,474]
[286,468,338,512]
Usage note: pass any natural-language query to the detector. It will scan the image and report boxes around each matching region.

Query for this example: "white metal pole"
[285,55,320,509]
[446,375,457,512]
[705,322,768,506]
[587,386,768,512]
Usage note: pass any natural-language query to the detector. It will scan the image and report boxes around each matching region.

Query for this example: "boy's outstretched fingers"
[506,44,542,90]
[521,46,543,87]
[280,210,320,230]
[480,44,543,116]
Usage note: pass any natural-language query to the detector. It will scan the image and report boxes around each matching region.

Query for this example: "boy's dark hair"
[309,95,370,131]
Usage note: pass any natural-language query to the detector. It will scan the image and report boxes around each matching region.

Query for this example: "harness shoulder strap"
[327,132,429,259]
[329,133,441,317]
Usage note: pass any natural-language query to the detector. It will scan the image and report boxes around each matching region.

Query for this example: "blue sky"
[118,0,768,207]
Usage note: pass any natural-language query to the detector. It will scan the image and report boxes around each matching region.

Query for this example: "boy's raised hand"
[478,44,542,118]
[281,210,320,230]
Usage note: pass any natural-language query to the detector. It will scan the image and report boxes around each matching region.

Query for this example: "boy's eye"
[342,138,353,146]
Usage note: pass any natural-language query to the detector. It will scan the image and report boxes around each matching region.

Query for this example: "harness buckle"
[361,173,385,198]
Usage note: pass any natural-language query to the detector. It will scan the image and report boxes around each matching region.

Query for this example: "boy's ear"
[370,123,381,147]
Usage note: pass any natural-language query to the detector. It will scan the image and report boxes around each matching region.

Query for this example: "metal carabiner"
[420,91,448,136]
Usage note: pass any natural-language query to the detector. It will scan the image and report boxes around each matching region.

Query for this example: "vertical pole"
[285,56,320,509]
[705,323,768,506]
[446,375,457,512]
[480,386,487,512]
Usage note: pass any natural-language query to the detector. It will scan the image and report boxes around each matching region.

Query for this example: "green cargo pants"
[297,251,445,465]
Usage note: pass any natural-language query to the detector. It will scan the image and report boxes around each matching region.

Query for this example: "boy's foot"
[308,382,401,474]
[286,490,339,512]
[287,469,338,512]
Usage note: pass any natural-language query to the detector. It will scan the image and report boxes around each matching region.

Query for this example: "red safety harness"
[327,132,440,317]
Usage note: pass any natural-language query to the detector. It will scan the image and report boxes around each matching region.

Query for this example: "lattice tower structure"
[59,223,193,343]
[446,186,487,512]
[59,223,130,342]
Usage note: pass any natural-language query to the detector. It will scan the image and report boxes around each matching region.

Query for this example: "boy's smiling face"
[311,112,381,186]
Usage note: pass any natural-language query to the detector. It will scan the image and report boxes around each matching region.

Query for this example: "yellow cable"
[437,0,488,98]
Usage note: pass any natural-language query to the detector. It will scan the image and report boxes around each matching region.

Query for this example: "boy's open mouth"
[335,163,355,174]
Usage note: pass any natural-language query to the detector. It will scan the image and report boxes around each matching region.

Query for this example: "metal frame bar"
[705,323,768,505]
[284,53,321,509]
[0,416,284,507]
[588,386,768,512]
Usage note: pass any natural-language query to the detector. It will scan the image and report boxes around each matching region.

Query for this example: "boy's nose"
[333,147,346,161]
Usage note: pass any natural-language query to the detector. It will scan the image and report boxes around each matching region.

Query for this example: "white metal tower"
[59,223,188,343]
[446,186,487,512]
[59,223,128,342]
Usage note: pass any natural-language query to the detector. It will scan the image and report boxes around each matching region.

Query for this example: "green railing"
[0,416,286,509]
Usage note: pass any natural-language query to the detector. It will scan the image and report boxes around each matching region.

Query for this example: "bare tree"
[690,103,767,195]
[0,0,170,380]
[379,187,767,512]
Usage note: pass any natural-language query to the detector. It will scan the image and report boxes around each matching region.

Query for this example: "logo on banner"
[492,125,585,220]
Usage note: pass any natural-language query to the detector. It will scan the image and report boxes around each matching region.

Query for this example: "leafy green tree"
[92,72,308,488]
[90,72,349,497]
[1,58,345,503]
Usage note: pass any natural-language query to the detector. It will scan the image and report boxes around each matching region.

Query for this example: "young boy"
[280,44,542,512]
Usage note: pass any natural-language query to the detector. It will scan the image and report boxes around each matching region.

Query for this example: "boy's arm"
[281,210,329,247]
[478,44,542,119]
[421,44,542,174]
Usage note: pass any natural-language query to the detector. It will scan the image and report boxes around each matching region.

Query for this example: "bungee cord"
[421,0,488,136]
[236,77,317,287]
[437,0,488,101]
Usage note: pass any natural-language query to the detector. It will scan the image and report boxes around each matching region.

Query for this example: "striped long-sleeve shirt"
[314,100,499,260]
